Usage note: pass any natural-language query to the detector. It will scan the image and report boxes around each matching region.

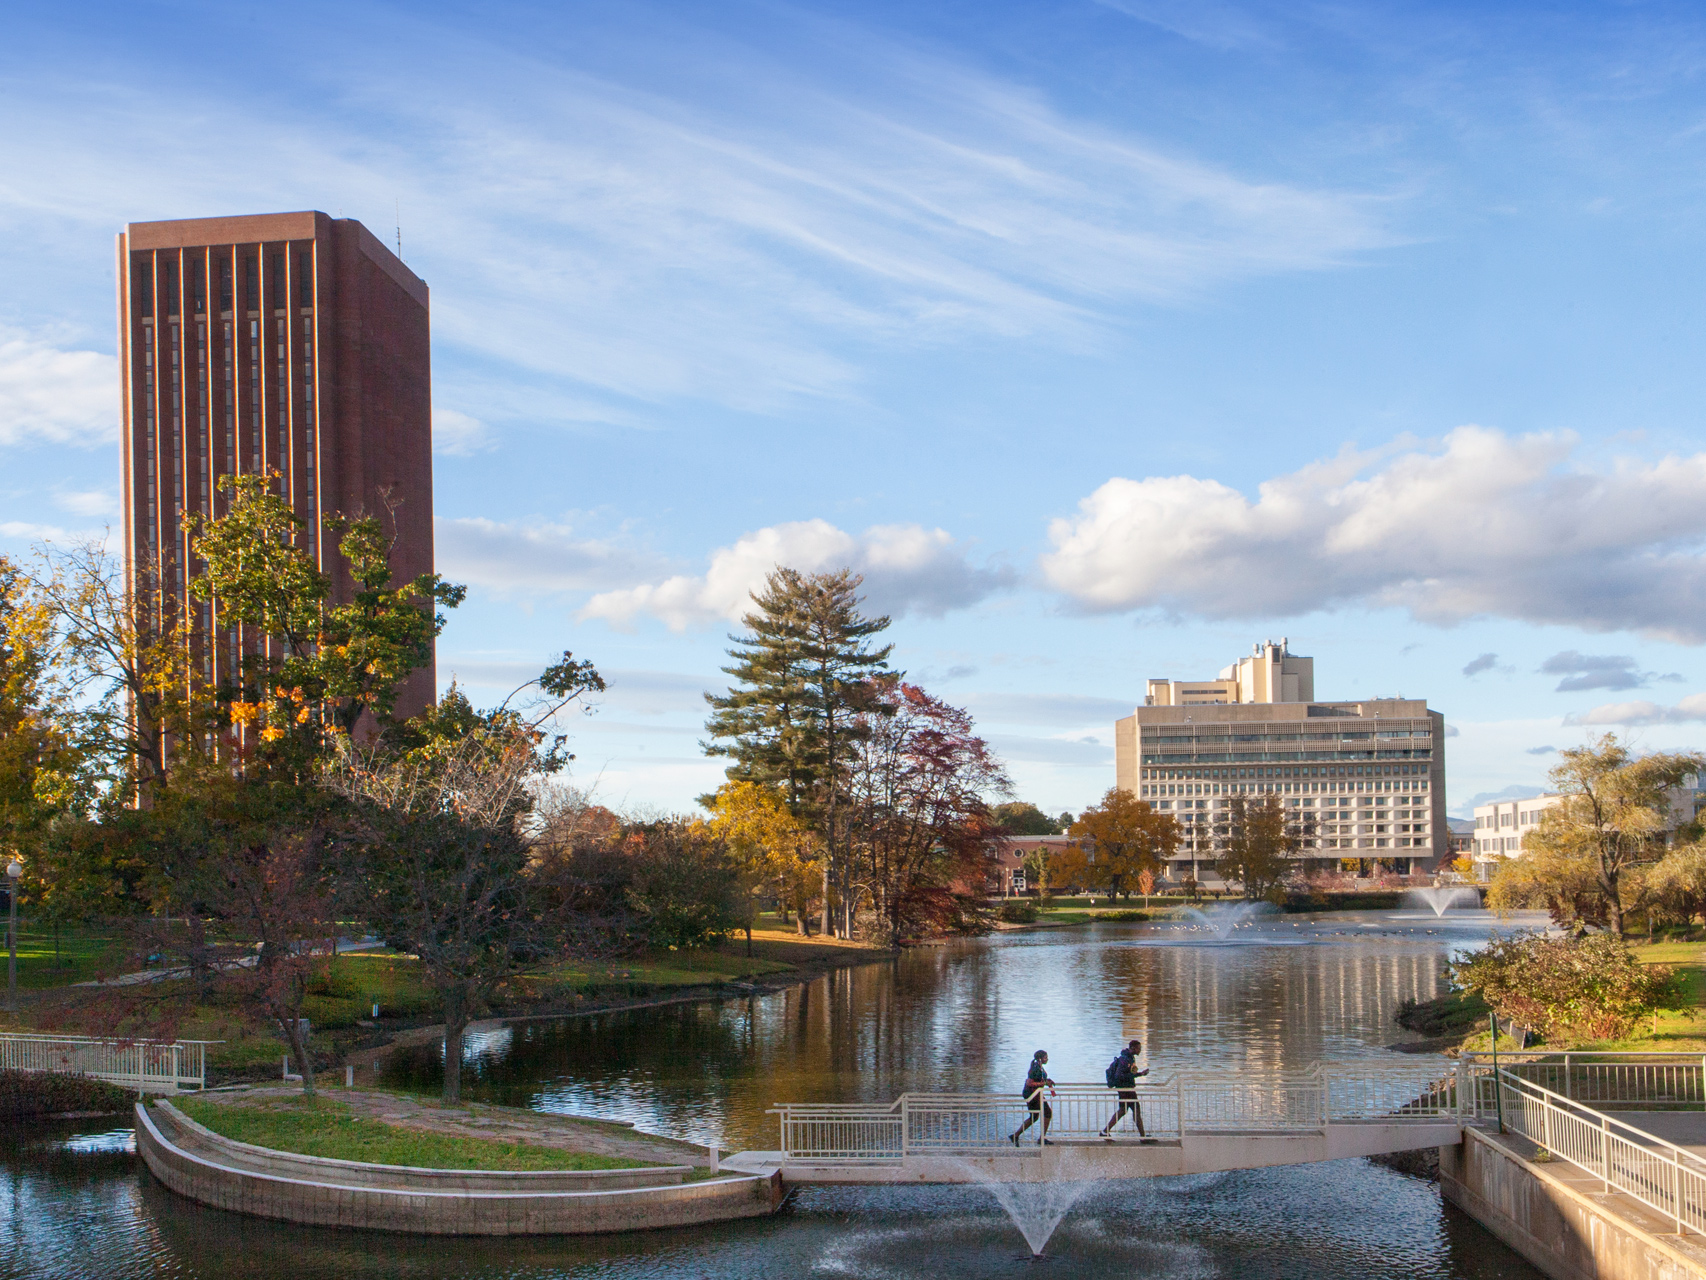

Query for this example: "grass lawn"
[171,1095,656,1171]
[3,925,125,989]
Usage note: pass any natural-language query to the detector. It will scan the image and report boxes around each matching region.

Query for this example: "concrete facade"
[117,211,436,719]
[1472,782,1706,881]
[137,1101,784,1235]
[1115,641,1448,878]
[1442,1126,1706,1280]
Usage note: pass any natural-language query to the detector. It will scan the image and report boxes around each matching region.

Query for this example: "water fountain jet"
[1404,886,1476,917]
[947,1150,1096,1258]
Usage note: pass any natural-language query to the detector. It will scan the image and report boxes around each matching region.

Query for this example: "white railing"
[772,1063,1457,1161]
[1495,1068,1706,1236]
[1461,1052,1706,1114]
[0,1033,216,1094]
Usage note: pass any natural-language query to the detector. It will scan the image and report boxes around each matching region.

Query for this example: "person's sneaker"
[1009,1132,1020,1147]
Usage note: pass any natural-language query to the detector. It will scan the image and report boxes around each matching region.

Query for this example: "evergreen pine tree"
[703,568,892,936]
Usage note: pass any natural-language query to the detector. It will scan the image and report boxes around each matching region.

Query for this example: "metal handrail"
[1494,1067,1706,1235]
[0,1032,220,1093]
[770,1064,1459,1161]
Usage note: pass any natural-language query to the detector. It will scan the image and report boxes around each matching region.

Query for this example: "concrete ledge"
[136,1103,783,1235]
[1442,1126,1706,1280]
[154,1102,688,1192]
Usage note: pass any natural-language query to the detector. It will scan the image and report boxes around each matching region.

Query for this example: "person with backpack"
[1100,1038,1152,1140]
[1010,1049,1055,1145]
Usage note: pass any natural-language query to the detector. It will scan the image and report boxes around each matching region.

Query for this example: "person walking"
[1100,1038,1152,1140]
[1010,1049,1055,1146]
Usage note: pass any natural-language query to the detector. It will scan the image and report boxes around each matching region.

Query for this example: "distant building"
[991,836,1075,896]
[1471,779,1706,881]
[118,211,436,718]
[1114,640,1448,880]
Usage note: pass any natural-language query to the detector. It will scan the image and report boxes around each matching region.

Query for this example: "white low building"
[1471,778,1706,881]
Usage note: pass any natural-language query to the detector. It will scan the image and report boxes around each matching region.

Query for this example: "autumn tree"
[703,568,892,938]
[706,780,821,949]
[1068,788,1177,902]
[322,654,605,1103]
[1214,795,1311,902]
[53,779,347,1094]
[1513,735,1706,935]
[22,540,206,805]
[189,474,465,758]
[843,680,1009,944]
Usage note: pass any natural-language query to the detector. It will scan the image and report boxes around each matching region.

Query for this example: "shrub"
[1097,909,1150,922]
[1450,930,1678,1041]
[997,900,1038,924]
[0,1069,135,1118]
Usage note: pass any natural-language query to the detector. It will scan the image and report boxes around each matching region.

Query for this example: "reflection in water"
[385,912,1510,1150]
[2,913,1547,1280]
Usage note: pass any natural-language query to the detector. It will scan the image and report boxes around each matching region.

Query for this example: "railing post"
[1602,1116,1612,1195]
[1456,1058,1469,1123]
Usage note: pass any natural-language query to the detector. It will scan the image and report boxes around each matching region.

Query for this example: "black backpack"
[1105,1055,1127,1088]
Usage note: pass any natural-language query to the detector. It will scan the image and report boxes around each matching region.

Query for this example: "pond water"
[2,910,1551,1280]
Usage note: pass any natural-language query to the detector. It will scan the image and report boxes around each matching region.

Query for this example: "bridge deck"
[726,1120,1464,1184]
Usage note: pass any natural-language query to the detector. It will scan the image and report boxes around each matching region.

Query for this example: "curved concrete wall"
[136,1103,783,1235]
[158,1103,688,1192]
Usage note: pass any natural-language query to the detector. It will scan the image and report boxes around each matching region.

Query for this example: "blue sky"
[6,0,1706,816]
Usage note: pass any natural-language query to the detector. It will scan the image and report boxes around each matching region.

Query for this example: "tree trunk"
[1600,853,1624,935]
[821,860,833,938]
[280,1015,315,1097]
[442,986,467,1104]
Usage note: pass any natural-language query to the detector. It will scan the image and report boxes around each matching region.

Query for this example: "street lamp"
[5,859,21,1014]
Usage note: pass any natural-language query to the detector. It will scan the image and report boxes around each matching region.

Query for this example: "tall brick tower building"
[116,211,436,716]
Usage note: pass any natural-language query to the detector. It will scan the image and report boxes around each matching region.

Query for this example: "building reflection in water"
[383,915,1516,1152]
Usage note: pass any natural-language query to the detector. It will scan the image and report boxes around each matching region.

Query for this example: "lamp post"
[5,859,21,1014]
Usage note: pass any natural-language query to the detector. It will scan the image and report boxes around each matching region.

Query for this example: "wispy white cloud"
[581,519,1011,631]
[433,408,493,457]
[0,326,114,448]
[1567,694,1706,726]
[1040,426,1706,641]
[434,517,667,597]
[0,12,1392,418]
[53,488,119,518]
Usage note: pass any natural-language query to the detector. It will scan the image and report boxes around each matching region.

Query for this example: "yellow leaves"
[261,726,286,743]
[296,706,312,725]
[229,701,261,726]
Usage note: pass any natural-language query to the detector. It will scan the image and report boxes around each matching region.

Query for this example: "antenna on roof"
[395,199,403,262]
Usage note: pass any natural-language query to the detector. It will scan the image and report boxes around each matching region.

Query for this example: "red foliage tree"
[844,680,1010,944]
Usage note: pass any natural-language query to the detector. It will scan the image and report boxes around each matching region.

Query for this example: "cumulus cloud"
[1539,651,1684,692]
[1526,745,1557,755]
[1462,653,1500,677]
[435,517,667,596]
[1040,426,1706,641]
[0,327,114,448]
[581,519,1011,632]
[1567,693,1706,726]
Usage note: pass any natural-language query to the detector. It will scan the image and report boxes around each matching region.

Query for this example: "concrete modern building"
[1471,780,1706,881]
[117,211,435,715]
[1115,641,1448,880]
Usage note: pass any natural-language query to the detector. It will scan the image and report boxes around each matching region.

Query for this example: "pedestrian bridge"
[723,1058,1559,1184]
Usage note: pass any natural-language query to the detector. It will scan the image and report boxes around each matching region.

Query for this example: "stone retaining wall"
[1441,1127,1706,1280]
[136,1103,783,1235]
[158,1102,688,1192]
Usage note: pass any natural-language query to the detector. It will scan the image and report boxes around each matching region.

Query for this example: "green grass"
[171,1095,657,1171]
[520,948,793,997]
[2,925,124,990]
